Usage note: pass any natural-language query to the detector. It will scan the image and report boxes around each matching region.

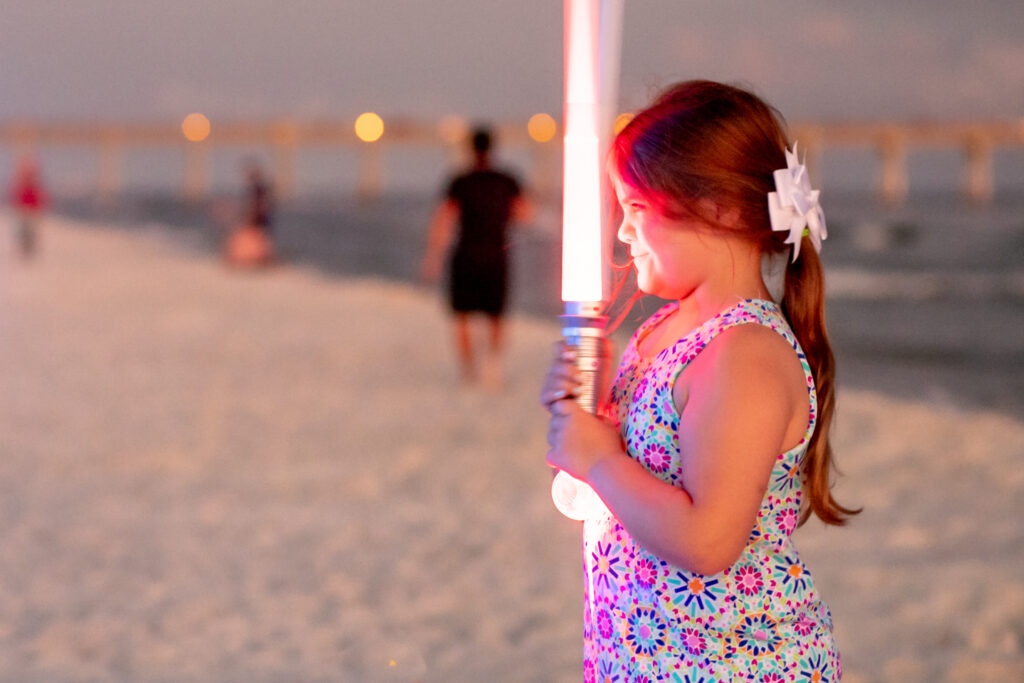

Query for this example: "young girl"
[542,80,858,682]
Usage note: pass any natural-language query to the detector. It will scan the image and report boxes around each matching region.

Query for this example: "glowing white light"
[552,470,610,521]
[561,0,604,303]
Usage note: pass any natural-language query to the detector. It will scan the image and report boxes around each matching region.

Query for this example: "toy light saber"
[551,0,623,521]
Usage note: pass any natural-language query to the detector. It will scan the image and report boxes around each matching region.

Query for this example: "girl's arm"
[547,325,804,575]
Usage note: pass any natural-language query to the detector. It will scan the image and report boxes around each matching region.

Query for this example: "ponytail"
[783,240,861,526]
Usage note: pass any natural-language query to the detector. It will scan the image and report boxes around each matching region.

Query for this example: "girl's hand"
[541,342,623,481]
[539,342,580,408]
[545,398,623,482]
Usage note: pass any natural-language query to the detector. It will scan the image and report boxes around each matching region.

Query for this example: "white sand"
[0,215,1021,682]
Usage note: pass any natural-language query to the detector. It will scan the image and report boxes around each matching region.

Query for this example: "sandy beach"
[1,215,1022,682]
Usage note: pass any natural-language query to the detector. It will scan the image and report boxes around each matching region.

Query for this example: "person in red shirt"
[9,155,47,259]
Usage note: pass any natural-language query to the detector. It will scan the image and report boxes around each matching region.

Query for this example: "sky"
[3,0,1024,125]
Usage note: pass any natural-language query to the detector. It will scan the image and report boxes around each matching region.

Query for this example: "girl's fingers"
[540,340,583,408]
[548,396,577,416]
[549,356,580,376]
[551,341,577,363]
[541,365,582,408]
[543,387,575,408]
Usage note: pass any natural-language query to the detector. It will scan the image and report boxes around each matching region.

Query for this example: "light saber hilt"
[560,300,609,414]
[552,300,612,521]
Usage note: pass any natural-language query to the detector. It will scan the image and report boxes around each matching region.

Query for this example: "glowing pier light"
[613,112,634,134]
[181,113,210,142]
[437,115,469,145]
[354,112,385,142]
[528,113,558,143]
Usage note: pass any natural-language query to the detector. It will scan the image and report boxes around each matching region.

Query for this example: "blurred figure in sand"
[421,126,532,386]
[244,159,274,237]
[8,154,47,259]
[224,159,275,268]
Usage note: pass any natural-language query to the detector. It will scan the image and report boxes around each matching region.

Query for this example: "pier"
[790,121,1024,205]
[2,118,1022,204]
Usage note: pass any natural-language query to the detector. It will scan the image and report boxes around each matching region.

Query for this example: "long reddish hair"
[610,80,859,526]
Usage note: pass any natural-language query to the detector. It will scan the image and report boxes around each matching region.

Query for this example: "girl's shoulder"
[719,298,784,326]
[700,318,800,371]
[670,299,806,393]
[654,298,792,352]
[715,299,801,349]
[626,298,802,371]
[676,302,812,430]
[708,299,804,367]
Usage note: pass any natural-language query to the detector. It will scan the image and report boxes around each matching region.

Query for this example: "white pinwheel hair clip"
[767,143,827,262]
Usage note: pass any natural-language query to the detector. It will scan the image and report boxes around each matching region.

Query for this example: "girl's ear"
[718,205,743,229]
[695,198,742,228]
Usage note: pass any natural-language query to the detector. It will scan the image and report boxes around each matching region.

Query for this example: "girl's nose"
[617,218,634,244]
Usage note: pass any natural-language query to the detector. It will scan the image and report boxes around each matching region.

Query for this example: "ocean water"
[54,189,1024,418]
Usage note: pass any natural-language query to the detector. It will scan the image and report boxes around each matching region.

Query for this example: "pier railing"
[790,121,1024,205]
[2,118,1022,204]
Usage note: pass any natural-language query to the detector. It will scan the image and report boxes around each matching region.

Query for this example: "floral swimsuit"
[582,299,841,682]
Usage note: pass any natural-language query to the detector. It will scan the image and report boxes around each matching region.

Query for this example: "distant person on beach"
[542,81,859,680]
[421,127,531,386]
[245,160,274,236]
[224,160,275,268]
[8,155,47,259]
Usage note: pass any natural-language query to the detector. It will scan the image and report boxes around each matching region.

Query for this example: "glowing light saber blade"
[551,0,623,522]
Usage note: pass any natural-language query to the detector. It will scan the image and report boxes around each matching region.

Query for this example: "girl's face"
[611,171,717,300]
